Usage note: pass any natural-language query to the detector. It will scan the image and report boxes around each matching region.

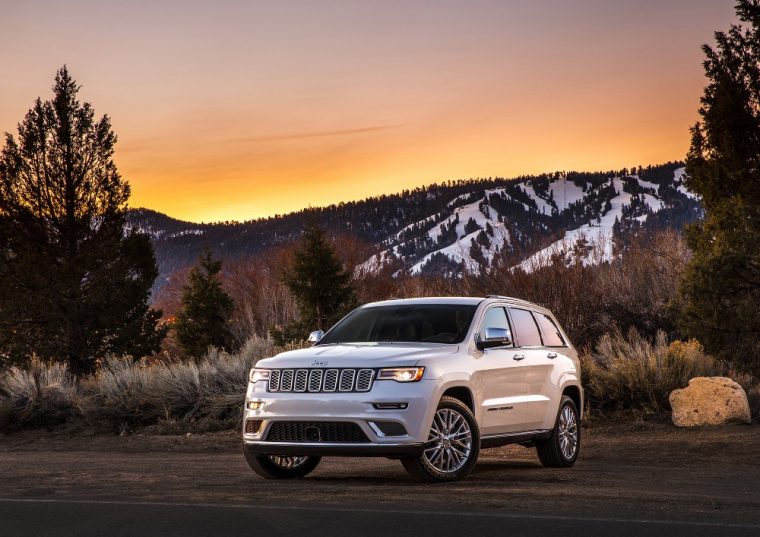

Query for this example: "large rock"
[670,377,751,427]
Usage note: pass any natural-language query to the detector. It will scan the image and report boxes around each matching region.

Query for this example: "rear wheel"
[243,447,321,479]
[402,396,480,482]
[536,395,580,468]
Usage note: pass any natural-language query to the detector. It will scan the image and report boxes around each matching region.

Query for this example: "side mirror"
[308,330,324,345]
[476,327,512,351]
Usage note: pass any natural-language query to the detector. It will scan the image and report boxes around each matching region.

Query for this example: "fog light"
[369,421,408,437]
[245,419,263,434]
[372,402,408,410]
[247,401,266,411]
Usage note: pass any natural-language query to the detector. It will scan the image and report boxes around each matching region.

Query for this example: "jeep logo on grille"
[311,360,328,367]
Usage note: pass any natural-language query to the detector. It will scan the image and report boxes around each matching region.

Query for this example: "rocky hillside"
[127,161,699,288]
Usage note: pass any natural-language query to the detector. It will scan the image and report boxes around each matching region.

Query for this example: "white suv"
[243,296,582,482]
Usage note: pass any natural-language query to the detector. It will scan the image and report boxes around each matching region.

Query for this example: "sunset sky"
[1,0,737,223]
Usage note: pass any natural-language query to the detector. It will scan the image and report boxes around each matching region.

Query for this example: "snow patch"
[637,177,660,192]
[548,179,586,211]
[410,223,510,274]
[520,183,554,215]
[517,178,631,271]
[673,167,699,200]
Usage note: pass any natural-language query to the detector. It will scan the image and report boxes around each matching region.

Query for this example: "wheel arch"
[561,383,584,420]
[441,386,475,413]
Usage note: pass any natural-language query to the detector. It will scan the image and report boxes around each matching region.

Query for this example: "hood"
[256,343,458,369]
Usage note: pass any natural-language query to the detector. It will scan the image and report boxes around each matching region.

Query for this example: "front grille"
[268,368,375,393]
[294,369,308,392]
[265,421,370,443]
[339,369,355,391]
[324,369,338,391]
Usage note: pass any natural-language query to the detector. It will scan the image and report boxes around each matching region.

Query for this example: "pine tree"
[0,67,165,374]
[680,1,760,373]
[279,224,356,339]
[174,250,234,359]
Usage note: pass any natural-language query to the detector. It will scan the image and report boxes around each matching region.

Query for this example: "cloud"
[240,124,405,142]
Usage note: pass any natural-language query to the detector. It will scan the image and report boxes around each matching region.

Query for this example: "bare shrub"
[748,385,760,424]
[84,336,298,428]
[475,229,688,349]
[224,249,299,345]
[0,357,80,427]
[83,356,162,423]
[582,329,718,414]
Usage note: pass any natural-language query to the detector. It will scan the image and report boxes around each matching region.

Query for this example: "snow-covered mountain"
[127,162,699,289]
[361,164,698,275]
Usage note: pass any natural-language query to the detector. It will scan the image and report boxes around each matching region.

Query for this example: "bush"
[82,336,295,429]
[748,385,760,424]
[582,329,717,414]
[0,336,303,432]
[0,357,81,427]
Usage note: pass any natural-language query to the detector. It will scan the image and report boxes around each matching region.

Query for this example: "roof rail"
[484,295,540,308]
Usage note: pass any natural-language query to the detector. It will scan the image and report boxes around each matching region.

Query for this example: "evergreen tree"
[464,217,480,235]
[681,1,760,373]
[0,67,164,374]
[279,224,356,340]
[174,250,234,359]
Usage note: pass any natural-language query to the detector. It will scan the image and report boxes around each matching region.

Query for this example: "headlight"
[377,367,425,382]
[249,368,271,383]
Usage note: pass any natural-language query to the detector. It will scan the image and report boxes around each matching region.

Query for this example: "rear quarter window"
[534,312,566,347]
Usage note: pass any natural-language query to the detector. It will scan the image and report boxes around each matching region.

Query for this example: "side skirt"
[480,429,551,449]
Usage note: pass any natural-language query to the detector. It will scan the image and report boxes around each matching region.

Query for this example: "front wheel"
[402,396,480,482]
[536,395,580,468]
[243,447,321,479]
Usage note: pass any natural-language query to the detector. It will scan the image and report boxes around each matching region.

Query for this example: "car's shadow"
[242,458,556,487]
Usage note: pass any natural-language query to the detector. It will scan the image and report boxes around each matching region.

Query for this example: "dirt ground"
[1,420,758,526]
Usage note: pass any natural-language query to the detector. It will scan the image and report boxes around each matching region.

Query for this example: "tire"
[536,395,581,468]
[243,446,321,479]
[402,396,480,482]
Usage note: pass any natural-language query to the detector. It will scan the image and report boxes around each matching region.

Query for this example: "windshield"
[318,304,477,345]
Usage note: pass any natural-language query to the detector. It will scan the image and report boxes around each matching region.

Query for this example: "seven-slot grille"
[268,368,375,393]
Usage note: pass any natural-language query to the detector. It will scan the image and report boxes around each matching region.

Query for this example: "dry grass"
[0,336,303,431]
[82,336,297,429]
[582,329,718,414]
[0,357,81,427]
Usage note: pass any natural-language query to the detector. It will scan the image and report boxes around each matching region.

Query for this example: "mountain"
[127,162,700,290]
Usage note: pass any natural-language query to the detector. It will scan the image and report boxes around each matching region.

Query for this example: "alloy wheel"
[558,405,578,460]
[423,408,473,474]
[269,456,309,469]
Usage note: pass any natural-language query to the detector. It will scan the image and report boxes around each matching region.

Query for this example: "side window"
[479,307,513,344]
[509,308,542,347]
[535,312,566,347]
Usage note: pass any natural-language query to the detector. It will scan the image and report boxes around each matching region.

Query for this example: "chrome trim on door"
[480,429,550,441]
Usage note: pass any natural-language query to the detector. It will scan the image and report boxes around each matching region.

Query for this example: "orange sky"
[0,1,737,223]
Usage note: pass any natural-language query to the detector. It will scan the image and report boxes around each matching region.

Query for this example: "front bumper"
[242,378,439,457]
[243,440,425,457]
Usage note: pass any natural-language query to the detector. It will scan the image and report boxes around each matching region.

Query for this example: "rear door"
[507,307,555,431]
[532,310,574,428]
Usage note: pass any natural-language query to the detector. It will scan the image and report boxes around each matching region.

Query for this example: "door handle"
[513,354,525,361]
[547,352,557,359]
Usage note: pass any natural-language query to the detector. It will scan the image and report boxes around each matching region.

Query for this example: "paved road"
[1,424,758,536]
[2,498,759,537]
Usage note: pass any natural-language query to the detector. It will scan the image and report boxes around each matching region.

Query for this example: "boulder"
[670,377,751,427]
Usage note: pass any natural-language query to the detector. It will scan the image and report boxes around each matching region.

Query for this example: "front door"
[477,306,532,435]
